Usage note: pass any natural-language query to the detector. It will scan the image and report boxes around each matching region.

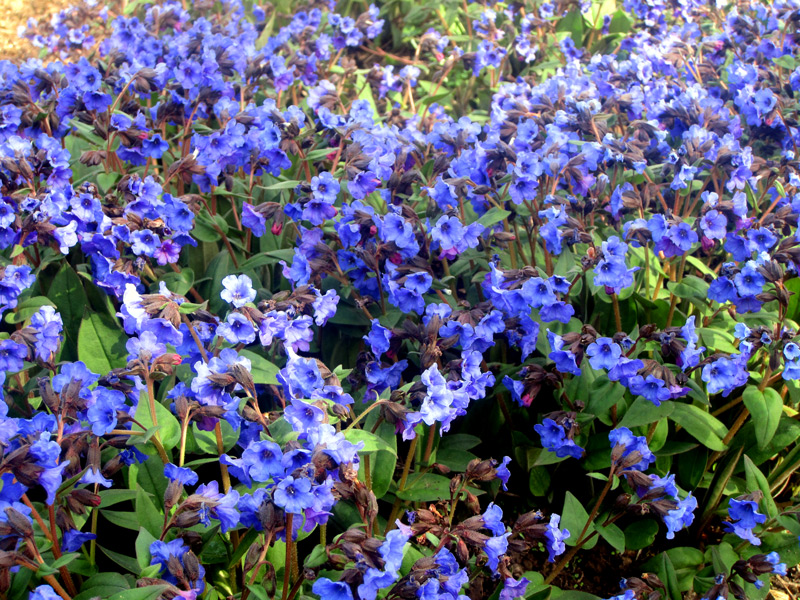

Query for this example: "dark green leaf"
[48,264,87,356]
[669,404,727,451]
[78,313,128,374]
[742,385,782,449]
[136,487,163,538]
[239,349,280,384]
[624,519,659,551]
[477,207,511,228]
[106,585,170,600]
[561,491,596,549]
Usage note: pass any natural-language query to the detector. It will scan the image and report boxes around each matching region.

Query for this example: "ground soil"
[0,0,74,61]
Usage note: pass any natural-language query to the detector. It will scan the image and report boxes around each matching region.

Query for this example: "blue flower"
[312,289,339,326]
[164,463,199,486]
[724,498,766,545]
[62,529,97,552]
[628,374,671,406]
[499,577,530,600]
[534,418,584,459]
[221,274,257,308]
[29,586,62,600]
[0,339,27,372]
[379,528,409,574]
[663,493,696,539]
[274,475,315,515]
[310,171,340,203]
[734,263,765,296]
[365,319,392,356]
[586,338,622,370]
[544,514,569,562]
[484,532,510,572]
[765,552,787,576]
[482,502,505,536]
[495,456,511,490]
[312,579,354,600]
[218,313,257,345]
[87,387,127,436]
[609,427,655,472]
[700,210,727,240]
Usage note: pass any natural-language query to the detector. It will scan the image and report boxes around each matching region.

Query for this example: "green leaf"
[561,491,596,549]
[159,268,195,297]
[370,420,398,500]
[743,455,779,519]
[227,527,259,569]
[667,276,709,301]
[73,573,130,600]
[395,473,479,503]
[122,0,151,15]
[134,394,181,453]
[553,592,601,600]
[657,552,681,600]
[596,521,625,553]
[477,206,511,228]
[135,456,169,509]
[193,419,237,455]
[5,296,56,324]
[100,509,141,531]
[178,301,207,314]
[239,349,280,384]
[259,179,301,190]
[346,429,397,456]
[106,585,170,600]
[135,527,157,571]
[555,9,585,46]
[786,277,800,321]
[624,519,659,550]
[701,445,743,523]
[438,433,482,452]
[669,404,727,451]
[742,385,782,449]
[774,55,799,70]
[619,396,674,428]
[98,545,142,574]
[49,264,87,356]
[135,487,163,538]
[78,313,128,374]
[51,553,80,570]
[529,467,551,497]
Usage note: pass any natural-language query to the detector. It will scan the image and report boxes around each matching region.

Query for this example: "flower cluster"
[2,0,800,599]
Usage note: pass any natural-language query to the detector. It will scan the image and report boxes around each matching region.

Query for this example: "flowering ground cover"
[2,0,800,599]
